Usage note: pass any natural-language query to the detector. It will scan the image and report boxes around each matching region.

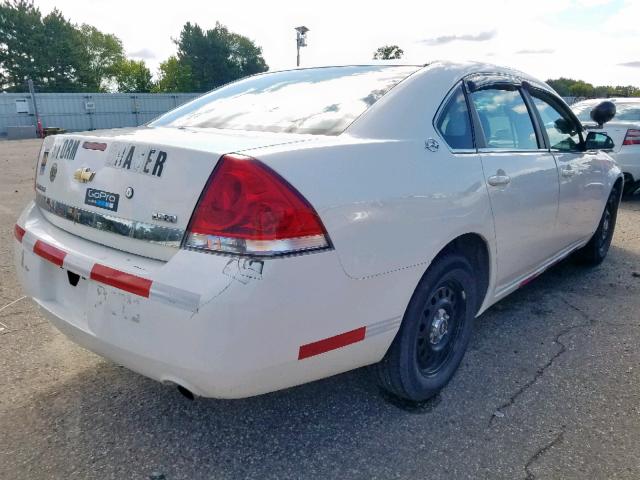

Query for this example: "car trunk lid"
[35,126,312,261]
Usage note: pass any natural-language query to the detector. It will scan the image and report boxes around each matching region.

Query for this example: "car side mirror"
[590,101,616,127]
[585,131,614,150]
[554,117,575,135]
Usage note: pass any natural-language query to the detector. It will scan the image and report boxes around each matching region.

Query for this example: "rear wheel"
[575,184,621,266]
[375,253,477,402]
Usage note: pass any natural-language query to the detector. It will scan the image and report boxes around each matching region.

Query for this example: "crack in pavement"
[0,321,48,336]
[487,294,640,427]
[562,295,640,329]
[524,428,565,480]
[0,309,34,320]
[488,297,595,427]
[560,296,597,325]
[0,296,26,314]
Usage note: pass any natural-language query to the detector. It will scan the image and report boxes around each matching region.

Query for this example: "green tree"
[0,0,90,92]
[0,0,127,92]
[546,77,575,96]
[39,8,90,92]
[78,24,125,91]
[113,59,153,92]
[0,0,43,91]
[612,85,640,97]
[593,85,614,98]
[167,21,268,92]
[568,80,594,97]
[228,32,268,78]
[153,55,191,92]
[547,78,640,98]
[373,45,404,60]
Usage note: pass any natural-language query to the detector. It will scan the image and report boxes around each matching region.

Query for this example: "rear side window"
[436,85,474,149]
[149,66,420,136]
[470,88,539,150]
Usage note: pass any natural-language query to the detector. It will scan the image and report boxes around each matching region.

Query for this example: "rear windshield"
[149,66,419,135]
[573,101,640,122]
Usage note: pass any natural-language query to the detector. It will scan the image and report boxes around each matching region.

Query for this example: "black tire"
[622,179,638,198]
[575,184,621,266]
[375,253,478,402]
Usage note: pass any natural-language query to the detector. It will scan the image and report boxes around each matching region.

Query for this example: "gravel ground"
[1,138,640,480]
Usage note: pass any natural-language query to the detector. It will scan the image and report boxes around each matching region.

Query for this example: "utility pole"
[27,78,42,138]
[295,26,309,67]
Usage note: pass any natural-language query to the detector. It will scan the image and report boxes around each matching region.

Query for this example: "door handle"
[487,174,511,186]
[561,166,576,177]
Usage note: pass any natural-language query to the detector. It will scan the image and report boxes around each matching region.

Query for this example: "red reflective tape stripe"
[33,240,67,267]
[519,273,538,288]
[298,327,367,360]
[82,141,107,151]
[90,264,152,298]
[14,224,26,243]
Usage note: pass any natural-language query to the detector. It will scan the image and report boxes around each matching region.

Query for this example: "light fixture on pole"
[295,26,309,67]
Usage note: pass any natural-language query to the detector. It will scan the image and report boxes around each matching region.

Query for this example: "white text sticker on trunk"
[105,143,168,178]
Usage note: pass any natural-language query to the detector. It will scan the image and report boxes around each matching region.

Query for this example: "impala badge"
[152,212,178,223]
[74,167,96,183]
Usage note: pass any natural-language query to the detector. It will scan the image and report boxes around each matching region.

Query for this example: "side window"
[436,84,474,150]
[469,88,539,150]
[530,93,582,152]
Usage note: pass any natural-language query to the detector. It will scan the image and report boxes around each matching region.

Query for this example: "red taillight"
[623,129,640,146]
[14,224,26,243]
[184,154,330,256]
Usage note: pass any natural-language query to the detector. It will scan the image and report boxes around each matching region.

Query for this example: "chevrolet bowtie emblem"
[73,167,96,183]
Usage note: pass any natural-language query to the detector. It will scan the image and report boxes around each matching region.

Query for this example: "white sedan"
[14,61,622,401]
[572,97,640,196]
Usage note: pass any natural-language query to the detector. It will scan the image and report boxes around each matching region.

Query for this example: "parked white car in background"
[14,61,622,402]
[572,98,640,196]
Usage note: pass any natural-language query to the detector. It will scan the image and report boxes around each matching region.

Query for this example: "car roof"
[270,60,546,85]
[268,61,554,99]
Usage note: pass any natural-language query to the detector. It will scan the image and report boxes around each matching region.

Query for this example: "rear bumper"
[14,202,409,398]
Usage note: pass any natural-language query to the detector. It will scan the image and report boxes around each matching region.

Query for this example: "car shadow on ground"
[8,243,640,479]
[621,192,640,209]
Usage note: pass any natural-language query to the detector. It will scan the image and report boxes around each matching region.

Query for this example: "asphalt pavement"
[1,139,640,479]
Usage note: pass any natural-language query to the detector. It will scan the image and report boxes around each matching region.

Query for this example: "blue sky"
[552,0,625,26]
[36,0,640,85]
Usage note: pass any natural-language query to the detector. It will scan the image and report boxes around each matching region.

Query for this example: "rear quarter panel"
[243,65,495,282]
[602,122,640,179]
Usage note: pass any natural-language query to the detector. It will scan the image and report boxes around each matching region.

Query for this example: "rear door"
[466,78,560,291]
[527,89,606,242]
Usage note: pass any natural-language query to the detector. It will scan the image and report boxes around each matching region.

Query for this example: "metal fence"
[0,92,200,137]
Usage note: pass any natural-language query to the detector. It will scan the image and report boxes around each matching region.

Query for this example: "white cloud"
[127,48,156,60]
[619,61,640,68]
[419,30,497,46]
[515,49,555,55]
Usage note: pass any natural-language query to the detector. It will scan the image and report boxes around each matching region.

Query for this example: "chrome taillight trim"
[184,232,329,256]
[35,192,184,247]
